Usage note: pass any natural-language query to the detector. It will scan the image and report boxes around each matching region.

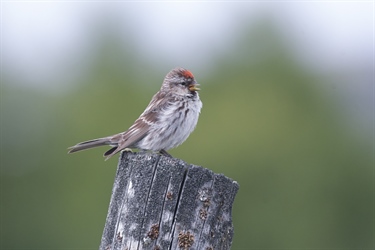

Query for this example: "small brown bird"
[68,67,202,160]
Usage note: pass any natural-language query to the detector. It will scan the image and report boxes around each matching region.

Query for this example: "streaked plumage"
[68,67,202,160]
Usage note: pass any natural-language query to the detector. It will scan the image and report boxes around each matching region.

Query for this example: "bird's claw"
[160,149,172,158]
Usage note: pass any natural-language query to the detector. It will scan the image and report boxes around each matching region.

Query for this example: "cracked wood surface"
[100,152,239,250]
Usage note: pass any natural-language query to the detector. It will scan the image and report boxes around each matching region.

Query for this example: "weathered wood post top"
[100,151,239,250]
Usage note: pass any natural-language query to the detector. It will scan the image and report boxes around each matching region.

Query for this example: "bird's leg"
[160,149,172,157]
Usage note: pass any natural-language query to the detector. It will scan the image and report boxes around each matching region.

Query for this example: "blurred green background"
[1,2,373,249]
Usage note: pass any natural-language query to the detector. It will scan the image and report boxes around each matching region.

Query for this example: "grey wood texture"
[100,152,239,250]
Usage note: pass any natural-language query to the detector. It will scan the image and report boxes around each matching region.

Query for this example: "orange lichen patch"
[178,231,194,249]
[199,208,208,220]
[166,191,173,200]
[147,224,160,240]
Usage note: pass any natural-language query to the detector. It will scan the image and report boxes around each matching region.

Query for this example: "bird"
[68,67,202,160]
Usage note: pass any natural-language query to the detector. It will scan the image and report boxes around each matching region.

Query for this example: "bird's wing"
[140,90,171,116]
[104,91,171,159]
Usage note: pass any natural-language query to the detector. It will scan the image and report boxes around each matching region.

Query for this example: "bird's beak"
[188,82,200,92]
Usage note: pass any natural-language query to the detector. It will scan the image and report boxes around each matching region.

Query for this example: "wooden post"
[100,152,239,250]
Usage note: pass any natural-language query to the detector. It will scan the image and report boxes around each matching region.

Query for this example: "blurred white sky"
[2,2,372,84]
[1,1,373,132]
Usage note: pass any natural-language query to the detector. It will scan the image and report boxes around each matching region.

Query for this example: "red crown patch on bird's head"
[181,69,194,79]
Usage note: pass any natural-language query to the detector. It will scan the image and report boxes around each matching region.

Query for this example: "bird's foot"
[121,148,133,153]
[160,149,172,158]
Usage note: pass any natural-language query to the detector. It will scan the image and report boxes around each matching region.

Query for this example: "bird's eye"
[180,79,192,86]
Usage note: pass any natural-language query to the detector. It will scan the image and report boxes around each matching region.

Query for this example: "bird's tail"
[68,137,112,154]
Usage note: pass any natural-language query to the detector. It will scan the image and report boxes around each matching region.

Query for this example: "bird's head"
[162,67,200,95]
